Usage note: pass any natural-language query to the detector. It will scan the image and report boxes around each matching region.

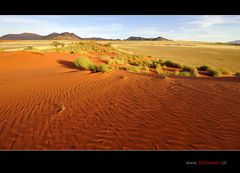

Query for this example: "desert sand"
[0,51,240,150]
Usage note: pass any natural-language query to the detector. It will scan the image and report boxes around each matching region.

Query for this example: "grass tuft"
[98,64,111,73]
[197,65,210,71]
[164,60,183,69]
[127,65,141,73]
[234,72,240,77]
[74,57,95,71]
[207,68,221,77]
[182,65,199,76]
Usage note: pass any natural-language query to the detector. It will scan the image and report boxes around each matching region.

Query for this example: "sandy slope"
[0,51,240,150]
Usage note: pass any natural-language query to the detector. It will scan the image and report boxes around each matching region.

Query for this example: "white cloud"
[189,15,225,28]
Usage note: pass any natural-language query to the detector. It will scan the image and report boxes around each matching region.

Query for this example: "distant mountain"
[47,32,82,40]
[0,32,82,40]
[44,32,60,40]
[0,33,44,40]
[126,36,170,41]
[228,40,240,45]
[0,32,168,41]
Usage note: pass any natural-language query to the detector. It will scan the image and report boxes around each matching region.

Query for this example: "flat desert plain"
[0,41,240,150]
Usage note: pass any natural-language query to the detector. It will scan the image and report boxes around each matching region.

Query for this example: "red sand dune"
[0,51,240,150]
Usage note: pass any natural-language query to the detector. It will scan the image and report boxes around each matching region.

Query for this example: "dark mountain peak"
[228,40,240,45]
[126,36,170,41]
[0,32,44,40]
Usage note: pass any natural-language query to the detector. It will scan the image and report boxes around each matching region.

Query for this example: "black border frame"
[0,0,240,172]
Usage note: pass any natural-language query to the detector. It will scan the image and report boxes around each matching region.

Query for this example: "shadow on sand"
[57,60,77,70]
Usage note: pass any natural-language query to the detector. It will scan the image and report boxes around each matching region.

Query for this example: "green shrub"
[174,71,180,76]
[107,59,114,65]
[182,65,199,76]
[89,64,99,73]
[179,71,192,77]
[141,65,150,73]
[74,57,94,70]
[98,64,111,73]
[197,65,209,71]
[207,68,221,77]
[156,64,164,74]
[235,72,240,77]
[127,66,141,73]
[100,55,111,63]
[192,70,199,76]
[141,60,153,67]
[24,46,36,51]
[128,60,141,66]
[0,48,5,52]
[164,60,183,69]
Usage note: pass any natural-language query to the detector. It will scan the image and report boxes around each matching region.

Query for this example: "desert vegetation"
[65,42,238,78]
[235,72,240,77]
[0,40,238,78]
[74,57,111,73]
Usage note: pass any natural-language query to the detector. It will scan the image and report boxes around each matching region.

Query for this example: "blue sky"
[0,15,240,42]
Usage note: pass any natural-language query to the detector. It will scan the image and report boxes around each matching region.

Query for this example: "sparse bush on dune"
[63,41,117,54]
[50,41,61,52]
[149,59,163,68]
[191,70,199,76]
[108,58,125,66]
[141,64,150,73]
[100,55,111,63]
[235,72,240,77]
[89,64,99,73]
[126,65,141,73]
[141,60,153,67]
[179,71,192,77]
[207,68,221,77]
[107,59,114,65]
[128,59,141,66]
[0,48,5,52]
[182,65,199,76]
[23,46,37,51]
[174,71,180,76]
[164,60,183,69]
[74,57,95,70]
[156,64,164,74]
[161,65,167,69]
[98,64,111,73]
[197,65,210,71]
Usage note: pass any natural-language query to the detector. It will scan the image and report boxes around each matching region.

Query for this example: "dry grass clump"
[182,65,199,76]
[127,65,141,73]
[197,65,210,71]
[207,68,221,77]
[234,72,240,77]
[179,71,192,77]
[155,64,164,74]
[63,41,117,54]
[74,57,112,73]
[98,64,111,73]
[141,65,150,73]
[74,57,95,70]
[23,46,38,51]
[164,60,183,69]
